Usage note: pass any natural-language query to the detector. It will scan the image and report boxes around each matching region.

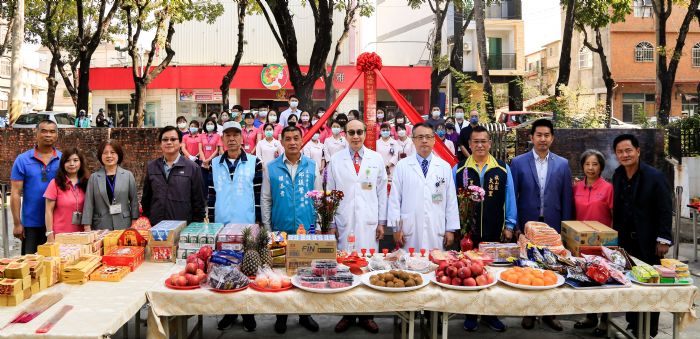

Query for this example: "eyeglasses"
[346,129,365,136]
[412,134,434,141]
[470,140,490,145]
[161,137,179,143]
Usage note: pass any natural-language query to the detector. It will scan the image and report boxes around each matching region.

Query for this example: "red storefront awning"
[89,65,431,91]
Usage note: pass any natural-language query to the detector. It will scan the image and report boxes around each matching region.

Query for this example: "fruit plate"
[164,279,201,290]
[430,273,497,291]
[360,270,431,293]
[497,271,565,290]
[291,275,362,294]
[249,282,294,292]
[626,272,694,286]
[488,261,513,267]
[209,285,249,293]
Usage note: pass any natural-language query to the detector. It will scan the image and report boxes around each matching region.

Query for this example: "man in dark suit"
[510,119,573,331]
[612,134,672,338]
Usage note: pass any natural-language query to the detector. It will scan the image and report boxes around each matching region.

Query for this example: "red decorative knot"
[356,52,383,72]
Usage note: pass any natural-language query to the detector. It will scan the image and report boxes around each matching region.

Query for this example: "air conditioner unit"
[464,42,473,53]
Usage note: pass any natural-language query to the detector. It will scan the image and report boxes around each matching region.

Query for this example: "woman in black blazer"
[82,140,139,230]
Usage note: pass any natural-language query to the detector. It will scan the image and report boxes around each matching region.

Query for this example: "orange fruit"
[507,274,519,284]
[532,278,544,286]
[517,276,532,285]
[543,276,557,286]
[543,270,556,278]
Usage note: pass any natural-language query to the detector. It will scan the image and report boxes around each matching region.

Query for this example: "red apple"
[463,277,477,286]
[176,276,187,287]
[196,272,207,284]
[451,277,462,286]
[461,258,471,266]
[186,263,197,275]
[454,261,464,269]
[439,275,451,284]
[436,269,445,278]
[475,275,488,286]
[179,270,187,276]
[185,273,199,286]
[197,246,213,261]
[447,266,459,278]
[472,258,484,267]
[169,274,179,285]
[186,254,198,264]
[470,263,484,276]
[438,261,448,272]
[484,273,494,284]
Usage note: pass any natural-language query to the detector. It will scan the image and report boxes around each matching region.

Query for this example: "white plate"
[291,275,361,294]
[626,272,694,287]
[497,269,565,290]
[361,270,431,292]
[430,272,498,291]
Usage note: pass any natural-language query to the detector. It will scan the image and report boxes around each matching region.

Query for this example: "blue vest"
[267,156,317,233]
[212,153,257,224]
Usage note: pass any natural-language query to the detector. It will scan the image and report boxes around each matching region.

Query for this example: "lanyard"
[106,174,117,203]
[67,178,80,212]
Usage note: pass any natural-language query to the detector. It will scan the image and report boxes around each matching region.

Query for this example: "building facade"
[525,39,560,96]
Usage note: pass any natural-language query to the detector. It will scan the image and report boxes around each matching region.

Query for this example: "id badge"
[244,144,250,150]
[109,203,122,215]
[72,211,83,225]
[205,145,213,151]
[432,193,443,203]
[361,181,373,190]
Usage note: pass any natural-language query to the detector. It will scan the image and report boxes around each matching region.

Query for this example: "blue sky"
[523,0,562,54]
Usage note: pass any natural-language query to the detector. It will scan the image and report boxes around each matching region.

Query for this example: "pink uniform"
[43,178,85,234]
[200,133,222,159]
[573,177,614,227]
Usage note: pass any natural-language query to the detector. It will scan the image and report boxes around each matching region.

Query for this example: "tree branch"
[255,0,285,55]
[144,20,175,84]
[87,0,121,53]
[667,0,700,77]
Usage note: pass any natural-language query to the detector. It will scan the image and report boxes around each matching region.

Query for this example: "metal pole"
[674,186,683,259]
[1,183,10,257]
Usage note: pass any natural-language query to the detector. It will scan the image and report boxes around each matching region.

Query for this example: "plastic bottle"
[308,224,316,235]
[297,224,306,235]
[347,231,356,254]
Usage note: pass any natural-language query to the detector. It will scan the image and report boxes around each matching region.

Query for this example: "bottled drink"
[297,224,306,235]
[347,231,356,254]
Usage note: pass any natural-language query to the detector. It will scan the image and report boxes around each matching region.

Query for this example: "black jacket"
[612,162,672,262]
[141,156,205,226]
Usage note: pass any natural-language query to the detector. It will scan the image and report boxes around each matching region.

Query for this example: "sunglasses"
[346,129,365,136]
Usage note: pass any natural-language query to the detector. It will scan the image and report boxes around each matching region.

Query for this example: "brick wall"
[515,128,666,180]
[1,128,163,190]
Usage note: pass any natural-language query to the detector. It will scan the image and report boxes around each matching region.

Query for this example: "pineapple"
[240,227,261,276]
[257,230,273,268]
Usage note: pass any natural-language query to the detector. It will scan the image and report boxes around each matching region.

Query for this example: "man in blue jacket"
[510,118,573,331]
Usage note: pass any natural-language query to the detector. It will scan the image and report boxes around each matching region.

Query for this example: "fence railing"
[486,0,522,20]
[487,53,517,70]
[668,127,700,163]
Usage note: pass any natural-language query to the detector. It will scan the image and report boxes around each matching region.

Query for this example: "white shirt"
[255,138,284,165]
[533,149,550,217]
[442,139,455,155]
[302,141,326,174]
[454,119,468,134]
[376,137,399,168]
[395,137,416,159]
[261,155,322,230]
[279,107,301,127]
[324,136,348,161]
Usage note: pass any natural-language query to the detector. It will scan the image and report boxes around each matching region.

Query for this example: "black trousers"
[621,232,661,337]
[22,226,47,255]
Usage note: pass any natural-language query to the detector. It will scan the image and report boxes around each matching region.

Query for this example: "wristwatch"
[45,231,54,237]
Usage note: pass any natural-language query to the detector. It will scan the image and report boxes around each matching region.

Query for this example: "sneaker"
[482,316,507,332]
[463,315,479,332]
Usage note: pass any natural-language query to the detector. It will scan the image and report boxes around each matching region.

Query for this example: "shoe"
[542,316,563,331]
[335,317,354,333]
[481,316,506,332]
[299,315,319,332]
[463,315,479,332]
[358,319,379,334]
[521,316,536,330]
[217,314,237,330]
[242,315,256,332]
[574,315,598,329]
[274,315,287,334]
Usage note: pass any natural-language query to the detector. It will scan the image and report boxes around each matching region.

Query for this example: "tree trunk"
[324,72,336,108]
[135,82,146,127]
[586,28,615,128]
[220,0,247,110]
[76,55,91,115]
[556,0,576,99]
[45,54,59,111]
[451,3,464,104]
[430,68,442,108]
[474,0,494,121]
[654,0,669,125]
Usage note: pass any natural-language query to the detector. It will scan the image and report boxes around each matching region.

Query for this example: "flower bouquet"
[457,185,485,251]
[305,190,344,234]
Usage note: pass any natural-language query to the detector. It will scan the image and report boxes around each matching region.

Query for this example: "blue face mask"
[264,130,274,138]
[437,130,446,138]
[189,127,198,134]
[380,130,391,138]
[470,116,479,124]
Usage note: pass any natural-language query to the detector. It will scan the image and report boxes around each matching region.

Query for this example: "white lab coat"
[302,141,326,174]
[394,137,416,159]
[324,136,347,161]
[387,154,460,251]
[327,147,388,252]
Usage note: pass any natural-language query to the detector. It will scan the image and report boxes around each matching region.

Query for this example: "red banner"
[375,70,458,167]
[364,71,378,150]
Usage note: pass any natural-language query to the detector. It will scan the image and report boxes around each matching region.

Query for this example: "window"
[682,94,698,116]
[692,42,700,67]
[622,93,646,122]
[634,0,652,18]
[0,59,10,77]
[635,41,654,62]
[54,114,75,126]
[579,47,592,69]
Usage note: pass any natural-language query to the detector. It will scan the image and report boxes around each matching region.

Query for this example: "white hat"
[222,121,242,133]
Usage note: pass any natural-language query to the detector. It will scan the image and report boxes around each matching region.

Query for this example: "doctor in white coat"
[327,119,387,334]
[388,123,459,251]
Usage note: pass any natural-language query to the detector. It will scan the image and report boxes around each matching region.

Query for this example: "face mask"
[397,130,407,138]
[432,110,440,118]
[288,121,297,127]
[446,123,455,130]
[258,111,266,118]
[231,112,240,119]
[396,119,404,124]
[189,127,198,134]
[206,124,215,132]
[455,112,465,120]
[178,123,187,129]
[470,116,479,124]
[380,130,391,138]
[318,112,325,117]
[264,130,274,138]
[312,133,320,141]
[301,116,310,122]
[332,127,341,135]
[268,115,277,123]
[290,101,299,108]
[437,130,446,138]
[377,113,385,120]
[312,119,318,125]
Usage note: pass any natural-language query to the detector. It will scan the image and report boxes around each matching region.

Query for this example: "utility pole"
[8,0,24,124]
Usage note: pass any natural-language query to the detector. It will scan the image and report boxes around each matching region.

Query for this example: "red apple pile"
[434,257,494,287]
[169,246,213,287]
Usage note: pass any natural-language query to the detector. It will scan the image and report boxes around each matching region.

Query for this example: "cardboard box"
[43,257,60,286]
[285,235,336,275]
[90,265,130,282]
[0,264,6,278]
[21,275,31,290]
[118,228,149,247]
[30,280,39,294]
[38,243,60,257]
[561,221,618,256]
[148,245,177,263]
[150,220,187,243]
[6,292,23,306]
[0,295,7,306]
[39,275,48,290]
[4,262,29,279]
[55,232,96,245]
[0,278,23,295]
[102,246,145,272]
[23,286,31,300]
[216,224,258,250]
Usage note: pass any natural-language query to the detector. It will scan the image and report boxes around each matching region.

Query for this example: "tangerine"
[543,276,557,286]
[532,278,544,286]
[517,276,532,285]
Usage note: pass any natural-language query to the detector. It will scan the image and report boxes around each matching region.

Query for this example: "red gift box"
[102,246,145,272]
